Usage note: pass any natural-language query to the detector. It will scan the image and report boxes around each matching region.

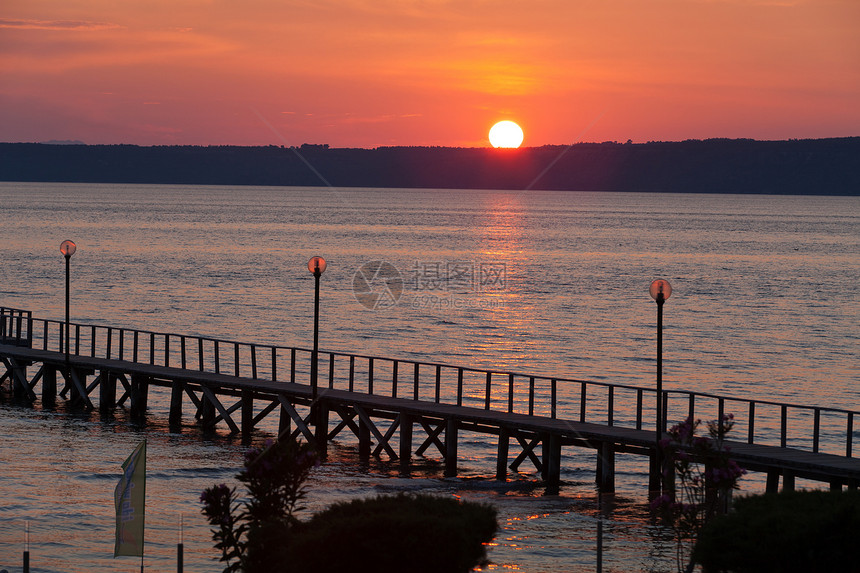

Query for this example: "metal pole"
[23,519,30,573]
[65,254,71,362]
[656,293,664,440]
[311,269,321,403]
[596,494,603,573]
[177,513,184,573]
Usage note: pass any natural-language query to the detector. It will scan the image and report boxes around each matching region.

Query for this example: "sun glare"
[489,121,524,149]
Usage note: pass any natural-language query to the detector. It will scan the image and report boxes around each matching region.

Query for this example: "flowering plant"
[200,438,319,573]
[651,414,746,573]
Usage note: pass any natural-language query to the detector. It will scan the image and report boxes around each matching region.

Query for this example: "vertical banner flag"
[114,440,147,557]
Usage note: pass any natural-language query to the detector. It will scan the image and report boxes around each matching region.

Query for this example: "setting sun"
[489,121,524,148]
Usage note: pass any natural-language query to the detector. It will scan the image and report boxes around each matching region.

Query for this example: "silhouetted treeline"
[1,138,858,195]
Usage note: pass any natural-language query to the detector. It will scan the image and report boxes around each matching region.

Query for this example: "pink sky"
[1,0,858,148]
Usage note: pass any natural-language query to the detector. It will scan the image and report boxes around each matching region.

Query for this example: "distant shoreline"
[1,138,858,195]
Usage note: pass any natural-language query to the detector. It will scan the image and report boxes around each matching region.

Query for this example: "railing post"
[508,373,514,413]
[392,360,398,398]
[435,365,441,403]
[688,393,695,422]
[580,381,587,422]
[368,358,374,394]
[181,336,187,370]
[636,388,643,430]
[662,391,668,431]
[529,377,535,416]
[748,402,756,444]
[847,412,854,457]
[485,372,492,410]
[214,340,220,374]
[271,347,277,382]
[607,385,613,426]
[813,408,821,453]
[106,328,112,360]
[349,355,355,392]
[234,343,240,377]
[251,345,258,379]
[781,405,788,448]
[456,368,463,406]
[551,378,557,419]
[290,348,296,383]
[165,334,171,367]
[413,362,420,401]
[198,338,204,372]
[329,353,335,389]
[718,398,725,436]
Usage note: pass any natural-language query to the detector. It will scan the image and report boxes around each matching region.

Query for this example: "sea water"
[0,182,857,572]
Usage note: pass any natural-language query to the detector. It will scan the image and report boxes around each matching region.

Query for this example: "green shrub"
[693,489,860,573]
[281,492,498,573]
[203,438,498,573]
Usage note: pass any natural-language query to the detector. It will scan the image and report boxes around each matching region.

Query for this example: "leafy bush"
[693,489,860,573]
[200,438,319,573]
[281,493,498,573]
[202,438,498,573]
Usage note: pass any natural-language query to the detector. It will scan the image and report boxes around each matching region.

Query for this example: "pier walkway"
[2,307,859,495]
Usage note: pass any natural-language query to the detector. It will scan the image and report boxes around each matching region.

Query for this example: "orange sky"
[1,0,858,147]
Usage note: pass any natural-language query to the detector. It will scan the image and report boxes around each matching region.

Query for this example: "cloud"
[0,18,123,31]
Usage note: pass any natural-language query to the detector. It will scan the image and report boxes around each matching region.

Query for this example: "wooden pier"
[2,307,859,495]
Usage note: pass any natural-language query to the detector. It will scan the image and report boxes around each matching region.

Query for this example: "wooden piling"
[130,373,149,420]
[648,451,662,498]
[66,367,85,407]
[766,470,780,493]
[444,418,458,477]
[540,433,550,481]
[99,370,116,411]
[200,387,216,430]
[782,471,795,492]
[42,365,57,407]
[11,360,27,402]
[241,389,254,445]
[358,411,371,459]
[169,381,184,429]
[399,412,413,474]
[277,400,291,437]
[496,427,510,481]
[315,400,329,457]
[597,442,616,493]
[545,433,561,495]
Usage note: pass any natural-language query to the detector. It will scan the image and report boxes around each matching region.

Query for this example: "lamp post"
[60,240,77,362]
[649,279,672,441]
[308,256,327,406]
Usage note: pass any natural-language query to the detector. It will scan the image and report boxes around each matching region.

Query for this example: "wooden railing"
[0,307,32,346]
[1,307,856,458]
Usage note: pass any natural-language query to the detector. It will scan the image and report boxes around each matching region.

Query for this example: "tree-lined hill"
[1,138,858,195]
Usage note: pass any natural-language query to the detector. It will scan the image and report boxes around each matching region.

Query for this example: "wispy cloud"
[0,18,123,31]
